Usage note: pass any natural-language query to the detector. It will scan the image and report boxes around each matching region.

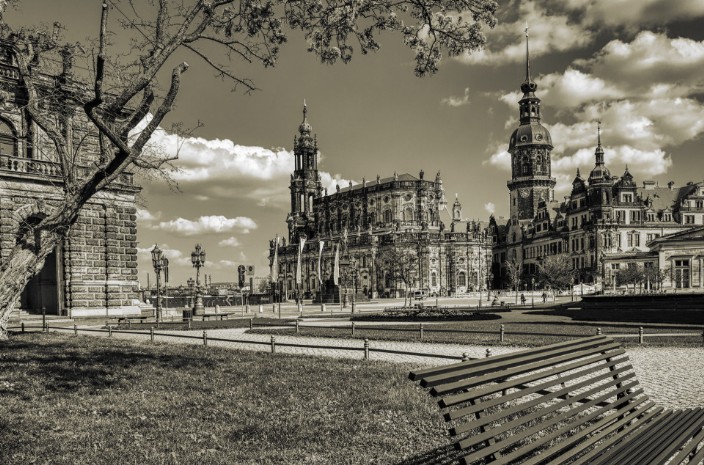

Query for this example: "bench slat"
[453,376,639,445]
[618,408,704,465]
[441,351,630,409]
[458,385,644,461]
[447,362,632,425]
[642,408,704,465]
[667,422,704,465]
[433,344,624,397]
[589,409,687,465]
[409,336,609,381]
[543,403,664,465]
[422,337,616,389]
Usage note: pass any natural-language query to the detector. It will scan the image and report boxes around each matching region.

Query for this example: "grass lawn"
[250,308,704,347]
[0,333,458,465]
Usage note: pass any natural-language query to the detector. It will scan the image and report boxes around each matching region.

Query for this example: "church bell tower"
[287,103,323,243]
[507,28,556,222]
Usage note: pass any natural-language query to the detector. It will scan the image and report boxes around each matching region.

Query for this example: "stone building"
[491,38,704,292]
[269,105,492,300]
[0,46,140,317]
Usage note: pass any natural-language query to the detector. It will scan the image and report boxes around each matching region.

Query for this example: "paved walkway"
[63,325,704,411]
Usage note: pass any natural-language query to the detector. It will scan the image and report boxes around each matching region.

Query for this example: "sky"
[6,0,704,287]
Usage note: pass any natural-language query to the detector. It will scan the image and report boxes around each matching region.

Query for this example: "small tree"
[617,265,643,292]
[504,259,522,302]
[537,255,575,292]
[381,247,418,307]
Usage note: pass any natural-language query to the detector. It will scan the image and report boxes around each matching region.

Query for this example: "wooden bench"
[409,336,704,465]
[201,312,233,321]
[115,316,150,325]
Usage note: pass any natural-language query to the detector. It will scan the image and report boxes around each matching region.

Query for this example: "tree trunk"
[0,236,60,340]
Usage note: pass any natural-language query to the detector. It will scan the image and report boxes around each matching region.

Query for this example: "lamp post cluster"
[191,243,206,316]
[151,244,169,323]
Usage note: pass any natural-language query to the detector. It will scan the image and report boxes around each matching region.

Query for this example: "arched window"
[383,210,392,224]
[431,272,437,287]
[0,119,17,156]
[404,207,413,222]
[458,272,466,287]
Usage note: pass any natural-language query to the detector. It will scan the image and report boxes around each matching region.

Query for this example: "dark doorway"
[20,247,63,315]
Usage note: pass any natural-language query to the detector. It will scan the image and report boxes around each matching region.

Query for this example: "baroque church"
[268,105,492,301]
[270,35,704,298]
[490,36,704,291]
[0,45,140,317]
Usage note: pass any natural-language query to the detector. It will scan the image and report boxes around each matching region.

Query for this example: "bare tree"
[504,259,522,302]
[537,255,575,292]
[381,246,418,307]
[0,0,497,338]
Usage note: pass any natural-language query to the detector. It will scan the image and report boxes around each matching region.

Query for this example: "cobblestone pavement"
[65,325,704,410]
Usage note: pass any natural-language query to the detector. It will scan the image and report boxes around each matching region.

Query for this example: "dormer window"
[622,193,633,203]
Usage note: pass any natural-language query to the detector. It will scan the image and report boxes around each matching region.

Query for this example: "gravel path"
[61,325,704,410]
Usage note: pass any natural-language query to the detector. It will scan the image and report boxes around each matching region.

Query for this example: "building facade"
[0,46,140,317]
[269,105,492,300]
[491,39,704,292]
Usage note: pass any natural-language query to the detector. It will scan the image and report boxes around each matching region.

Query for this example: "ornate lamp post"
[191,243,206,315]
[187,277,195,308]
[151,244,169,323]
[350,257,358,314]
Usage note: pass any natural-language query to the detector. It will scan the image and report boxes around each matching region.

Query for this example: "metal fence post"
[271,335,276,353]
[462,352,470,362]
[249,318,253,330]
[420,323,424,340]
[296,320,300,334]
[596,327,602,336]
[364,338,369,360]
[150,327,155,342]
[352,322,356,336]
[203,330,208,346]
[108,325,112,337]
[486,348,492,358]
[21,322,25,333]
[187,319,192,330]
[639,327,644,345]
[500,324,505,343]
[73,324,78,336]
[42,306,46,333]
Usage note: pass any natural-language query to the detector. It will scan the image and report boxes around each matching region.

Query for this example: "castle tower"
[287,102,322,242]
[588,121,614,210]
[507,27,556,222]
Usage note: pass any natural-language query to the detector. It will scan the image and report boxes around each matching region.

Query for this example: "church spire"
[525,23,531,83]
[595,120,605,166]
[520,25,538,96]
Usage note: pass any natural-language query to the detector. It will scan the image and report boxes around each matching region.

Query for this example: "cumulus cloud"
[484,148,511,171]
[136,245,191,266]
[441,88,471,107]
[459,1,593,65]
[556,0,704,28]
[141,125,356,208]
[136,208,160,222]
[218,236,241,248]
[157,215,257,236]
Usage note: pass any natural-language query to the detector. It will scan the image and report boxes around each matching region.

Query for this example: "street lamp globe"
[151,244,163,270]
